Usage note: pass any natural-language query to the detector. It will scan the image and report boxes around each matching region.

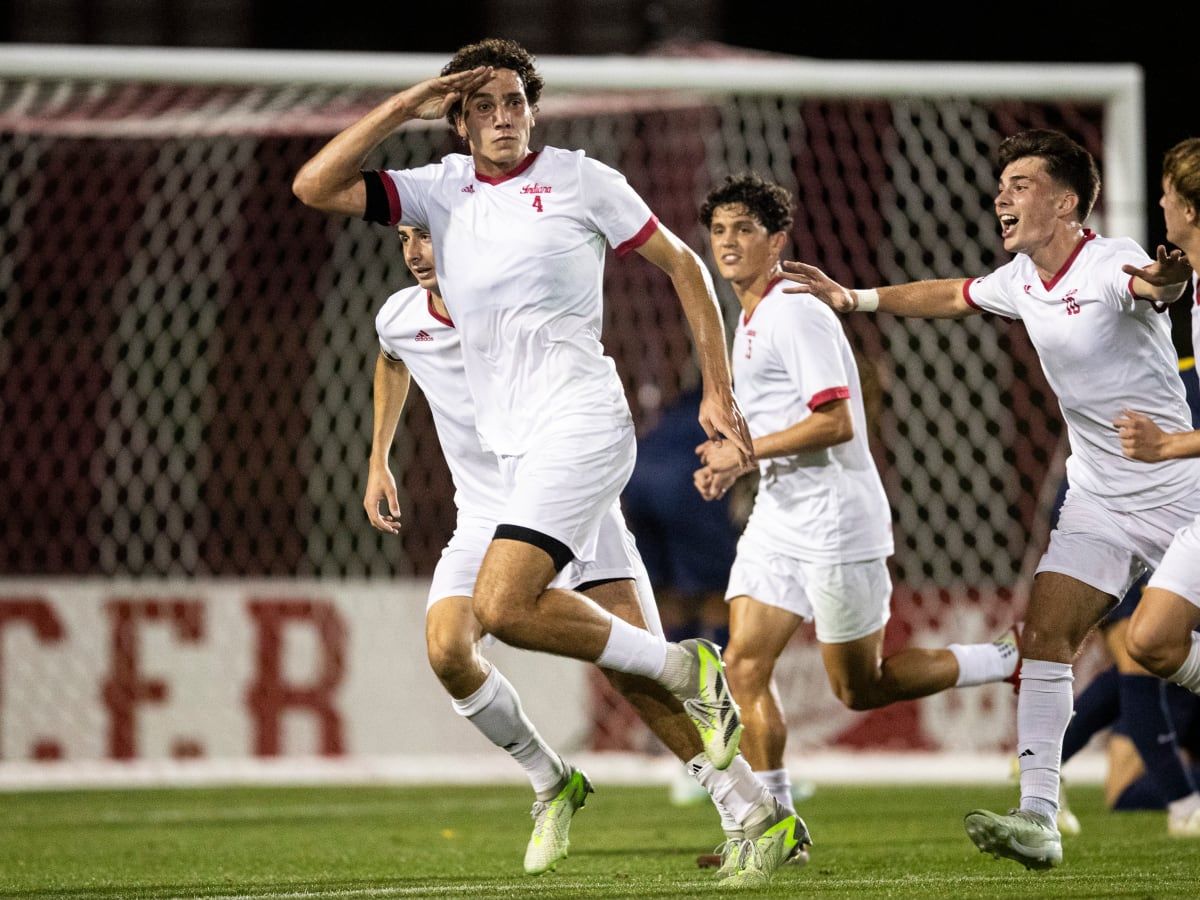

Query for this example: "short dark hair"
[699,173,794,235]
[998,129,1101,220]
[441,38,543,126]
[1164,138,1200,213]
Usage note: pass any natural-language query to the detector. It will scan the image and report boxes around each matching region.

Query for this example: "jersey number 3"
[531,196,544,213]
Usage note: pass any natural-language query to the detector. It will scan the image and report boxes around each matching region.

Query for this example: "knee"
[723,646,774,693]
[832,683,877,712]
[425,629,479,686]
[1124,618,1176,678]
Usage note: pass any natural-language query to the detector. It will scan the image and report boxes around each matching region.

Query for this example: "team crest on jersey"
[1061,289,1081,316]
[415,330,433,342]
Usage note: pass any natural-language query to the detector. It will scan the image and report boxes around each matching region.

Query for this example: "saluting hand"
[401,66,495,121]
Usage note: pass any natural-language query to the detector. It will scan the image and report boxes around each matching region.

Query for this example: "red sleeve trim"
[808,386,850,411]
[615,214,659,257]
[381,172,402,226]
[962,278,982,311]
[1129,275,1170,313]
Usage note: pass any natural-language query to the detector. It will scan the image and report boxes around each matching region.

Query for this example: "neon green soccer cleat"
[523,768,594,875]
[677,638,743,770]
[719,811,811,888]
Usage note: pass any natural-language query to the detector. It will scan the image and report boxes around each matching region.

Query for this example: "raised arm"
[780,261,977,319]
[365,353,413,534]
[1120,245,1192,304]
[292,67,493,217]
[635,225,755,463]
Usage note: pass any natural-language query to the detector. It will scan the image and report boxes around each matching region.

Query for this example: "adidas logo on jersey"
[414,330,433,342]
[461,184,475,194]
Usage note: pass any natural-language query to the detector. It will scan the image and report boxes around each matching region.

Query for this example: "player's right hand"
[780,261,858,312]
[402,66,495,121]
[364,466,402,534]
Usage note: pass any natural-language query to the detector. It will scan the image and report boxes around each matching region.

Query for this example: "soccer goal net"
[0,44,1142,783]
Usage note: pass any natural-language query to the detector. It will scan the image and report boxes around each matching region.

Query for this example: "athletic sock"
[1119,674,1198,804]
[755,768,796,814]
[596,614,668,680]
[1016,659,1074,821]
[1062,665,1119,763]
[659,642,699,695]
[451,667,566,801]
[1169,633,1200,695]
[948,639,1017,687]
[689,753,772,827]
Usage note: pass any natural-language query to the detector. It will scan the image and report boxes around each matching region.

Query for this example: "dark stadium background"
[3,0,1191,349]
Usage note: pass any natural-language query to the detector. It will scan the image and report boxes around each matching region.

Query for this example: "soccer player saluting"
[694,175,1017,883]
[368,225,799,876]
[782,129,1196,870]
[1114,137,1200,839]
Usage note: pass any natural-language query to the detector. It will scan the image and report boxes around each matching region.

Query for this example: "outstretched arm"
[292,67,494,217]
[1114,409,1200,462]
[365,353,412,534]
[780,261,977,319]
[1121,245,1192,304]
[635,225,755,464]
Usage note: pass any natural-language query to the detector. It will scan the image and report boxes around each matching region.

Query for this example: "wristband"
[853,288,880,312]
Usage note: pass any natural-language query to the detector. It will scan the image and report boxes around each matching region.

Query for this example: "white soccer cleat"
[523,767,593,875]
[675,638,743,771]
[1168,806,1200,837]
[964,808,1062,870]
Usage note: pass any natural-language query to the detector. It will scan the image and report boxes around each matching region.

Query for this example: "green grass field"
[2,783,1197,898]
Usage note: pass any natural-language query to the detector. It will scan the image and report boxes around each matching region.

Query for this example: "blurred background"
[0,2,1192,783]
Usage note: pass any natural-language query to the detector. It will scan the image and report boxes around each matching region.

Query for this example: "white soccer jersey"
[380,148,656,456]
[731,279,894,564]
[375,285,505,519]
[964,230,1200,511]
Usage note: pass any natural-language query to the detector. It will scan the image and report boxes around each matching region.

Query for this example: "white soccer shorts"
[496,423,636,563]
[725,532,891,644]
[427,500,662,637]
[1037,487,1200,599]
[1148,514,1200,609]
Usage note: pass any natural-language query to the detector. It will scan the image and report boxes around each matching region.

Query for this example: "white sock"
[1169,633,1200,695]
[948,639,1017,686]
[1016,659,1074,821]
[659,643,698,695]
[1168,791,1200,820]
[689,753,771,827]
[755,768,796,813]
[451,667,566,801]
[596,615,668,679]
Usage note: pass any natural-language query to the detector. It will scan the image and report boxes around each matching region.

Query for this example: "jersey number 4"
[531,196,544,213]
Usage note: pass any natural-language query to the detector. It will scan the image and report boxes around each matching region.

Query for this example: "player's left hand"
[693,464,739,501]
[698,390,755,468]
[695,437,752,475]
[1114,409,1170,462]
[1121,245,1192,290]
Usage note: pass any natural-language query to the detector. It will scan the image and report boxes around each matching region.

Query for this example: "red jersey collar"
[742,275,784,325]
[1040,228,1097,290]
[474,150,540,186]
[427,291,454,328]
